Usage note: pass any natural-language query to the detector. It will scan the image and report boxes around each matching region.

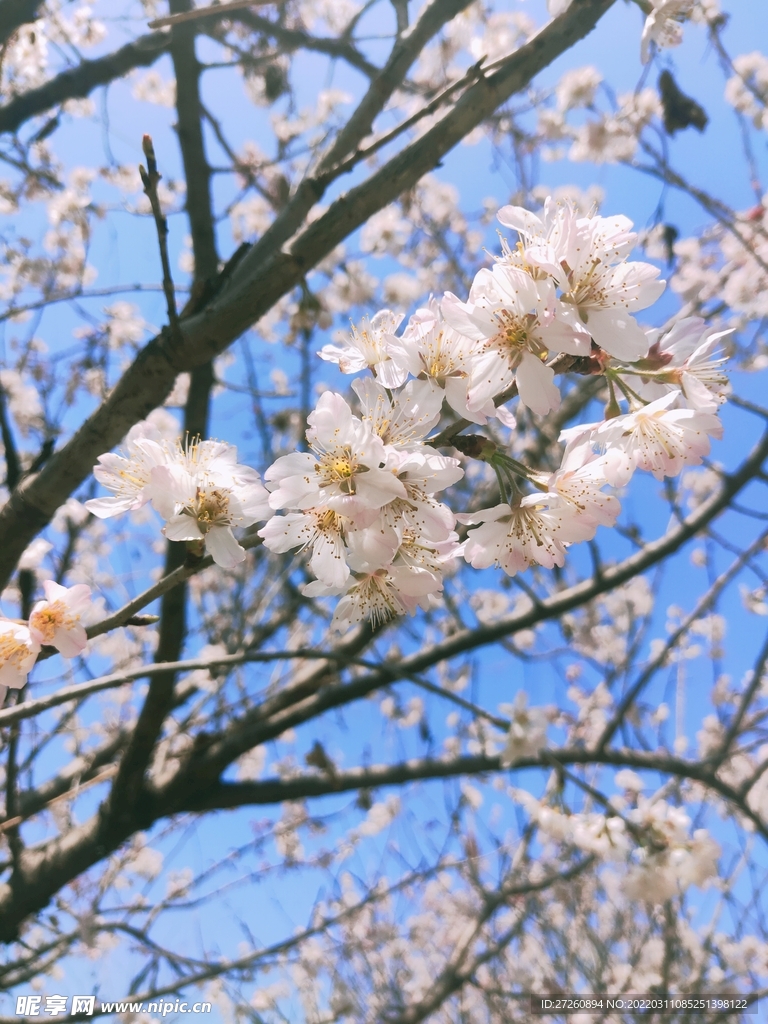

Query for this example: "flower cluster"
[85,420,272,569]
[520,787,720,903]
[0,581,91,691]
[87,198,728,631]
[260,384,462,632]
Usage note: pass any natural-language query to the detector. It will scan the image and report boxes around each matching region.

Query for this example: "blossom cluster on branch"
[85,198,728,634]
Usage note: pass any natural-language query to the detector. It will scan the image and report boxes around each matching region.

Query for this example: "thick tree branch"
[0,0,44,47]
[176,748,768,842]
[0,32,172,135]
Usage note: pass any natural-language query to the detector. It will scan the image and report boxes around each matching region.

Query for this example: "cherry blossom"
[640,0,694,64]
[630,317,731,411]
[265,392,406,517]
[318,310,407,387]
[259,508,349,587]
[150,447,272,569]
[85,435,173,519]
[499,692,550,765]
[498,199,665,360]
[29,580,91,657]
[442,263,587,415]
[386,300,489,422]
[563,392,724,485]
[304,557,444,632]
[352,377,443,449]
[537,440,621,529]
[0,620,39,690]
[459,494,595,577]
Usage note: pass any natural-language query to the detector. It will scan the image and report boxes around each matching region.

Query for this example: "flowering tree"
[0,0,767,1018]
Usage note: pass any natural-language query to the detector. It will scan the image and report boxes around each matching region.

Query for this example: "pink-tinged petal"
[516,352,561,415]
[302,579,343,598]
[494,403,517,429]
[445,378,491,424]
[317,343,368,372]
[41,580,69,603]
[148,464,195,520]
[491,264,540,312]
[613,262,665,311]
[603,446,636,487]
[463,521,507,569]
[346,521,400,569]
[524,243,564,281]
[206,526,246,568]
[52,623,87,658]
[0,663,27,689]
[455,503,512,527]
[540,313,592,356]
[63,584,92,614]
[680,373,718,412]
[388,565,442,597]
[374,358,409,389]
[306,392,354,447]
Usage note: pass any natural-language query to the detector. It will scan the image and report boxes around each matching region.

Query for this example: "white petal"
[84,495,138,519]
[206,526,246,568]
[494,403,517,428]
[164,516,203,542]
[497,205,544,236]
[310,531,350,588]
[516,352,561,415]
[585,307,650,361]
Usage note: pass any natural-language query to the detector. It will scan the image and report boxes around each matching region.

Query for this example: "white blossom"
[498,199,665,360]
[318,310,407,387]
[630,317,731,411]
[459,494,595,577]
[305,557,443,632]
[443,263,589,415]
[0,620,39,690]
[386,300,487,422]
[640,0,694,64]
[499,692,550,765]
[265,392,406,518]
[150,443,272,569]
[563,392,723,485]
[29,580,91,657]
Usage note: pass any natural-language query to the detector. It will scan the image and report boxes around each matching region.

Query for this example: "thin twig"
[149,0,274,30]
[139,135,183,345]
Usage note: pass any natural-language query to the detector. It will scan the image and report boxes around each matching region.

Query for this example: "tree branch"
[107,0,221,826]
[0,0,45,47]
[0,32,172,135]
